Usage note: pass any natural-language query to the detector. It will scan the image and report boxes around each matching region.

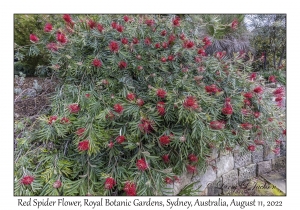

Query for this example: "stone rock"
[219,149,231,157]
[234,152,252,169]
[257,160,272,175]
[207,177,223,196]
[238,164,257,184]
[280,141,286,157]
[216,154,234,177]
[252,145,263,163]
[192,166,217,191]
[263,144,275,161]
[222,170,238,194]
[271,157,286,171]
[211,148,219,159]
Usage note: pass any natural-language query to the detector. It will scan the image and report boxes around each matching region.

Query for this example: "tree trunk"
[277,47,285,68]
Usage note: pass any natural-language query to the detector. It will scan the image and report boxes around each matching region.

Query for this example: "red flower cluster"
[168,55,174,61]
[162,154,170,163]
[161,30,167,36]
[161,57,167,62]
[283,129,286,135]
[253,86,263,94]
[111,21,117,29]
[47,42,58,52]
[116,135,126,144]
[114,104,124,114]
[156,88,167,98]
[97,24,104,33]
[92,58,102,67]
[132,37,139,44]
[136,158,148,171]
[268,75,276,83]
[159,135,171,146]
[68,103,80,113]
[183,96,199,110]
[162,42,168,48]
[205,84,220,94]
[30,34,39,43]
[63,14,72,23]
[145,19,155,26]
[202,37,212,48]
[248,145,256,152]
[88,19,96,29]
[44,23,53,32]
[138,118,154,133]
[136,98,144,106]
[243,92,253,99]
[123,15,129,22]
[216,51,226,59]
[172,16,180,26]
[53,180,62,189]
[108,141,114,148]
[244,99,251,106]
[253,112,260,118]
[222,107,233,115]
[186,165,196,173]
[144,37,151,45]
[78,140,89,151]
[105,177,116,190]
[272,147,280,155]
[188,154,198,162]
[119,61,127,69]
[155,43,161,49]
[168,34,176,44]
[231,19,239,30]
[48,115,58,125]
[180,33,186,40]
[61,117,70,124]
[273,87,285,96]
[210,121,225,130]
[109,41,119,52]
[116,25,124,33]
[21,175,34,185]
[76,128,85,136]
[197,48,206,56]
[85,93,91,98]
[183,40,194,49]
[126,93,136,101]
[254,139,265,145]
[249,72,257,81]
[121,38,128,45]
[157,101,166,116]
[56,32,67,44]
[241,123,252,130]
[165,177,173,184]
[124,181,137,196]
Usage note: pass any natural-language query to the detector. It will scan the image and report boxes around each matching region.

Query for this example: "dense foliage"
[14,14,285,196]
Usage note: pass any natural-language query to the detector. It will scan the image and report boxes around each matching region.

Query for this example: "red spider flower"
[76,128,86,136]
[159,135,171,146]
[165,177,173,184]
[47,42,58,52]
[244,99,251,106]
[63,14,72,23]
[144,37,151,45]
[126,93,136,101]
[132,37,139,44]
[138,118,154,133]
[254,139,265,145]
[145,19,155,26]
[104,177,116,190]
[124,181,137,196]
[188,154,198,162]
[168,34,176,44]
[155,43,161,49]
[113,104,124,114]
[53,180,62,189]
[118,61,127,69]
[21,175,34,185]
[162,154,170,163]
[61,117,70,124]
[97,23,104,32]
[137,66,143,71]
[222,106,233,115]
[216,51,225,59]
[116,135,126,144]
[116,24,124,33]
[168,55,174,61]
[85,93,91,98]
[180,33,186,40]
[249,72,257,81]
[275,97,283,102]
[123,15,129,22]
[161,30,167,36]
[210,121,225,130]
[273,87,285,96]
[253,86,263,94]
[157,88,167,98]
[162,42,168,49]
[88,19,96,29]
[275,139,282,145]
[183,40,194,49]
[198,48,206,56]
[48,115,58,125]
[157,106,166,116]
[136,158,148,171]
[111,21,117,29]
[283,129,286,135]
[205,84,220,94]
[248,145,256,152]
[68,103,80,113]
[92,58,102,68]
[44,23,53,32]
[243,92,253,99]
[241,123,252,130]
[56,32,67,44]
[253,112,260,118]
[161,57,167,62]
[29,34,39,43]
[241,108,251,115]
[121,37,128,45]
[268,75,276,83]
[136,98,144,106]
[108,141,114,148]
[272,147,280,155]
[109,41,119,52]
[183,96,199,110]
[202,37,212,48]
[78,140,89,151]
[231,19,239,30]
[172,16,180,26]
[187,165,197,173]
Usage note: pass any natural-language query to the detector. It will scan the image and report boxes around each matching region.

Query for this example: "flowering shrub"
[14,14,285,196]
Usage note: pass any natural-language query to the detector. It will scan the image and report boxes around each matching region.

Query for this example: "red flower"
[275,139,282,145]
[104,177,116,190]
[126,93,136,101]
[53,180,62,189]
[180,33,186,40]
[155,43,161,49]
[198,48,206,56]
[116,24,124,33]
[243,92,253,99]
[118,61,127,69]
[162,154,170,163]
[159,135,171,146]
[111,21,117,29]
[244,99,251,106]
[78,140,89,151]
[216,51,225,59]
[241,123,252,130]
[44,23,53,32]
[202,37,212,48]
[61,117,70,124]
[76,128,86,136]
[231,19,239,30]
[157,88,167,98]
[145,19,155,26]
[249,72,257,81]
[268,75,276,83]
[136,98,144,106]
[183,96,199,110]
[132,37,139,44]
[136,158,148,171]
[29,34,39,43]
[168,55,174,61]
[162,42,168,49]
[253,86,263,94]
[48,115,58,125]
[272,147,280,155]
[21,175,34,185]
[97,24,104,32]
[268,118,273,122]
[210,121,225,130]
[283,129,286,135]
[116,135,126,144]
[121,38,128,45]
[85,93,91,98]
[172,17,180,26]
[254,139,265,145]
[144,37,151,45]
[56,32,67,44]
[168,34,176,44]
[222,107,233,115]
[205,84,220,94]
[273,87,285,96]
[47,42,58,52]
[92,58,102,68]
[68,103,80,113]
[138,118,154,133]
[275,97,283,102]
[137,66,143,71]
[161,30,167,36]
[253,112,260,118]
[241,108,250,115]
[183,40,194,49]
[63,14,72,23]
[248,145,256,152]
[88,19,96,29]
[123,15,129,22]
[161,57,167,62]
[108,141,114,148]
[157,104,166,116]
[188,154,198,162]
[114,104,124,114]
[165,177,173,184]
[109,41,119,52]
[186,165,196,173]
[124,181,137,196]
